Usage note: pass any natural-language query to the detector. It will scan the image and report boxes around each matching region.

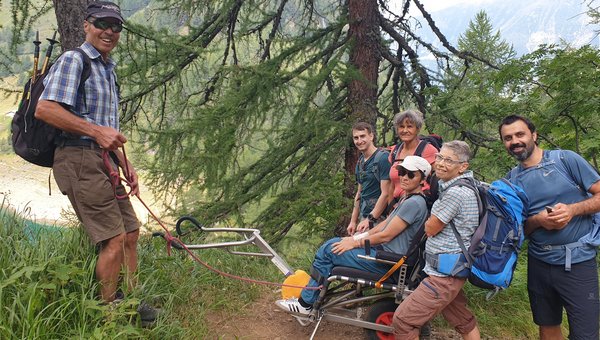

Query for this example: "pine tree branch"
[378,15,431,89]
[411,0,499,70]
[260,0,288,61]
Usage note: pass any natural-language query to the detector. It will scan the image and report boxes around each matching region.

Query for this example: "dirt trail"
[205,293,365,340]
[204,291,462,340]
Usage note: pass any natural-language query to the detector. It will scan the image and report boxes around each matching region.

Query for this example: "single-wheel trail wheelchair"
[153,216,428,340]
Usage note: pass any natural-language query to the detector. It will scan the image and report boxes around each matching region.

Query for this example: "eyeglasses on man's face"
[434,153,464,165]
[88,18,123,33]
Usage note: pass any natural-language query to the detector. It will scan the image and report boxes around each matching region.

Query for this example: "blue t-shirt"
[381,194,428,254]
[507,149,600,265]
[355,149,392,217]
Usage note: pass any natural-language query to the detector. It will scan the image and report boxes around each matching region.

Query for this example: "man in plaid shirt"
[36,1,140,304]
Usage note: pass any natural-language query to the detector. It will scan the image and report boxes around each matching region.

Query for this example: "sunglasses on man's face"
[90,19,123,33]
[396,166,418,179]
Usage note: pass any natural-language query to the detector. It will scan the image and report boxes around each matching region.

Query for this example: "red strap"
[102,148,132,200]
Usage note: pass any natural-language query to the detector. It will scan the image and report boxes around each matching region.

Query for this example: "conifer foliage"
[107,0,480,240]
[5,0,500,240]
[14,1,595,242]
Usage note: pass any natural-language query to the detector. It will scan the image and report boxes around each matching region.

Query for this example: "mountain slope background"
[413,0,598,59]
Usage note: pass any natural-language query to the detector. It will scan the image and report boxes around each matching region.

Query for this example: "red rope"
[102,147,321,291]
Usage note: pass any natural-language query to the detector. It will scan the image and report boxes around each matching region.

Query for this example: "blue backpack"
[447,178,530,298]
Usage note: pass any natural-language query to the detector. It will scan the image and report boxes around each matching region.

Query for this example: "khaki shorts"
[53,145,140,245]
[393,275,477,339]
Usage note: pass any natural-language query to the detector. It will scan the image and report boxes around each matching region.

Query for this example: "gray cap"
[86,1,124,22]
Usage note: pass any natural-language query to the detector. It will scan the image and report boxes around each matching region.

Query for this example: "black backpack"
[11,48,91,167]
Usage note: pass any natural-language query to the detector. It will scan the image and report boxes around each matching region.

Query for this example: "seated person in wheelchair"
[276,156,431,315]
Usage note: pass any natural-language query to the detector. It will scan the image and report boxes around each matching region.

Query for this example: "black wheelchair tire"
[365,299,397,340]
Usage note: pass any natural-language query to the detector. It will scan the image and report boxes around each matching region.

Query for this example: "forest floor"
[203,292,463,340]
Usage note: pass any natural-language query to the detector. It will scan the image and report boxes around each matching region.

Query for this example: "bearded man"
[499,115,600,340]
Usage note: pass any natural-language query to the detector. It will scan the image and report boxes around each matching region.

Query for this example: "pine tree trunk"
[52,0,88,51]
[336,0,381,236]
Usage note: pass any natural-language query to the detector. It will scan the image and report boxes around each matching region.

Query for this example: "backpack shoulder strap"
[71,48,92,108]
[443,178,481,266]
[391,142,403,162]
[415,140,429,157]
[449,221,473,266]
[447,178,484,217]
[71,48,92,81]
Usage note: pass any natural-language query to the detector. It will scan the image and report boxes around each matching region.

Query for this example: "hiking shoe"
[137,301,160,328]
[419,321,432,339]
[114,289,125,302]
[275,297,312,316]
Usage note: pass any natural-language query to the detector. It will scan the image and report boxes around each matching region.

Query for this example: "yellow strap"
[375,255,407,288]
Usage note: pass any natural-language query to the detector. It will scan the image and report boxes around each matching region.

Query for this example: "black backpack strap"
[393,140,429,160]
[449,221,473,267]
[415,140,429,157]
[391,142,403,162]
[447,178,484,216]
[72,48,91,109]
[444,177,482,266]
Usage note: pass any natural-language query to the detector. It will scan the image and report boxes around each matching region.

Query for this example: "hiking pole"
[31,31,41,84]
[25,31,42,103]
[40,31,58,75]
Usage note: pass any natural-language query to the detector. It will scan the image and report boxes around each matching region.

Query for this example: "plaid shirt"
[424,171,479,277]
[41,41,119,132]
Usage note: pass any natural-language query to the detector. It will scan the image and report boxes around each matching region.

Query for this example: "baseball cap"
[86,1,124,22]
[399,155,431,177]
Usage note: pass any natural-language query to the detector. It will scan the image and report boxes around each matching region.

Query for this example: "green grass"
[0,199,277,339]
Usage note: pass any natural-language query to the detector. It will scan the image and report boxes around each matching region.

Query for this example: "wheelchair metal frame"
[154,216,424,339]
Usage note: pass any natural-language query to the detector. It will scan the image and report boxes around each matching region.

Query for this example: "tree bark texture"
[347,0,381,126]
[52,0,89,51]
[336,0,381,236]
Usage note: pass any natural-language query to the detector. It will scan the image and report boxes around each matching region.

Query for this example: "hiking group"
[9,1,599,338]
[276,112,600,340]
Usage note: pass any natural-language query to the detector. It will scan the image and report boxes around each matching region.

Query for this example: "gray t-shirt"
[381,194,428,254]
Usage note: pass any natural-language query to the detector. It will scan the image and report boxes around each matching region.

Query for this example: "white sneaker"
[275,297,312,316]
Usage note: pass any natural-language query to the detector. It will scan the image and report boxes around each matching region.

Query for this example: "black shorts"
[527,254,599,340]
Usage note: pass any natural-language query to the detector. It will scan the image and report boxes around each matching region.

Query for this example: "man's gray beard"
[510,148,531,162]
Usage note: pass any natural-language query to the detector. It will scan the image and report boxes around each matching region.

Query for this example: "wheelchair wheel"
[365,299,397,340]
